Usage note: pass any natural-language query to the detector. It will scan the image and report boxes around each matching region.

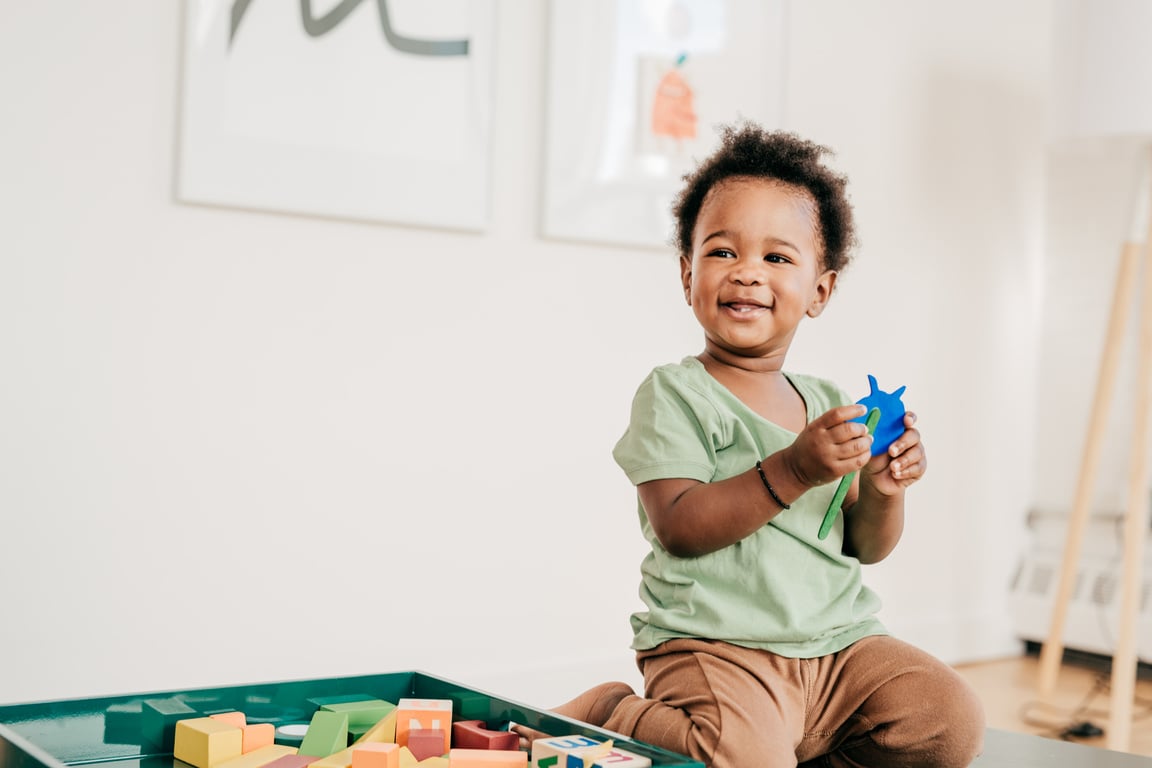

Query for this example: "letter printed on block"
[394,698,452,754]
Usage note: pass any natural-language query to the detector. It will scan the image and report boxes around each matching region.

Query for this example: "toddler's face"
[680,176,836,361]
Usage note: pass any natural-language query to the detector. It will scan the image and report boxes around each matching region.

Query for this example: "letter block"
[394,699,452,754]
[448,748,528,767]
[530,736,608,768]
[173,717,243,768]
[452,721,520,751]
[587,748,652,767]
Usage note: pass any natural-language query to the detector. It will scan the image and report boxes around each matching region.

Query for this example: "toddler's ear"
[680,256,693,305]
[806,269,838,318]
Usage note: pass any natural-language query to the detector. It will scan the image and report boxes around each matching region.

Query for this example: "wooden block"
[215,745,299,768]
[173,717,244,768]
[308,747,355,768]
[414,758,448,768]
[243,723,276,753]
[406,729,445,761]
[142,697,198,750]
[298,711,349,757]
[587,748,652,767]
[262,755,322,768]
[351,743,399,768]
[530,736,609,768]
[394,700,451,754]
[350,709,396,745]
[320,699,396,730]
[211,712,248,728]
[448,748,528,767]
[451,721,519,751]
[397,747,418,768]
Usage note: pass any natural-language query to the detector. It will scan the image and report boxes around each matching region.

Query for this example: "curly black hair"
[671,122,857,273]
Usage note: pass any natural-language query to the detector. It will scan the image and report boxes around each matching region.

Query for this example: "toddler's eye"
[709,248,736,259]
[765,253,790,264]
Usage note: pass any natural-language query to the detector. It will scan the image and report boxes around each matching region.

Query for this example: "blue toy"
[817,375,908,540]
[852,375,906,456]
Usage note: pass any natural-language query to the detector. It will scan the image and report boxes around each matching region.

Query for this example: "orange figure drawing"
[650,56,697,142]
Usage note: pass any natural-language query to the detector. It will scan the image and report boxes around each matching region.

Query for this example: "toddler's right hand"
[784,404,874,488]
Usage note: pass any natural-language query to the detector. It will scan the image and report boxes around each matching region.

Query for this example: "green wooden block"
[297,711,348,757]
[319,699,396,729]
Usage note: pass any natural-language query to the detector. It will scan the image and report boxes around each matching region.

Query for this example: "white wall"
[0,1,1049,707]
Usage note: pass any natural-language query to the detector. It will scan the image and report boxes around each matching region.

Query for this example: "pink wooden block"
[451,721,519,751]
[262,755,322,768]
[406,729,446,762]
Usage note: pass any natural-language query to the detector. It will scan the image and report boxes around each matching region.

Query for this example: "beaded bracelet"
[755,459,790,509]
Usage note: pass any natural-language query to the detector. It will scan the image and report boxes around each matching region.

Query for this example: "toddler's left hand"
[861,411,926,496]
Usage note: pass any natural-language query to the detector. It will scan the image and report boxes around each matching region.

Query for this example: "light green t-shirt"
[613,356,887,657]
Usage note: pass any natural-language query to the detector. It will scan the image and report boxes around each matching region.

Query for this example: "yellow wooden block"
[173,717,244,768]
[397,747,418,768]
[415,758,448,768]
[351,710,397,745]
[394,699,451,755]
[308,747,355,768]
[351,743,399,768]
[215,745,299,768]
[448,748,527,767]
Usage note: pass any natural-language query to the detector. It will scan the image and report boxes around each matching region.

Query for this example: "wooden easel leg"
[1037,241,1142,698]
[1107,215,1152,752]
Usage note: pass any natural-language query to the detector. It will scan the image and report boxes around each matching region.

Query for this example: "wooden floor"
[952,654,1152,758]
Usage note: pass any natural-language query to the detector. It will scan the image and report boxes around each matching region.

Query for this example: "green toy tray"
[0,671,703,768]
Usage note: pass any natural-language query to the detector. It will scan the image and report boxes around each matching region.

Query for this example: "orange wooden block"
[351,743,399,768]
[242,723,275,753]
[394,699,451,754]
[447,749,527,767]
[210,712,248,728]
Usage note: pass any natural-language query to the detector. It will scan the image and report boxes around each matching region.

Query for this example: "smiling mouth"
[722,301,769,313]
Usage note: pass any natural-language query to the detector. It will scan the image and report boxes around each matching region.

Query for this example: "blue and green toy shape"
[818,375,907,540]
[853,374,906,456]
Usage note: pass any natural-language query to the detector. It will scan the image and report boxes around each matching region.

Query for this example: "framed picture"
[542,0,787,248]
[177,0,495,231]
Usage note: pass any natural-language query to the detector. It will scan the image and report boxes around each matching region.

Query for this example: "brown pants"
[602,636,985,768]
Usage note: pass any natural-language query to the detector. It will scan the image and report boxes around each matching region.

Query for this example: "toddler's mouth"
[723,300,769,313]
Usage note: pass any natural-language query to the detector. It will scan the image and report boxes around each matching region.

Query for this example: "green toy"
[817,407,881,541]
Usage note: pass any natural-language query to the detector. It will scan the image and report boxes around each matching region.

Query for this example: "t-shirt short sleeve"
[613,364,721,486]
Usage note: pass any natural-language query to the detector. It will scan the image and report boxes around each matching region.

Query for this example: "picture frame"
[542,0,787,249]
[177,0,495,231]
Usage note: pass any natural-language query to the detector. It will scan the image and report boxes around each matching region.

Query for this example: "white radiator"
[1009,514,1152,663]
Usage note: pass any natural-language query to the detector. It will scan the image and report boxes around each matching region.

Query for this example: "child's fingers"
[814,403,868,428]
[887,426,921,458]
[890,448,926,482]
